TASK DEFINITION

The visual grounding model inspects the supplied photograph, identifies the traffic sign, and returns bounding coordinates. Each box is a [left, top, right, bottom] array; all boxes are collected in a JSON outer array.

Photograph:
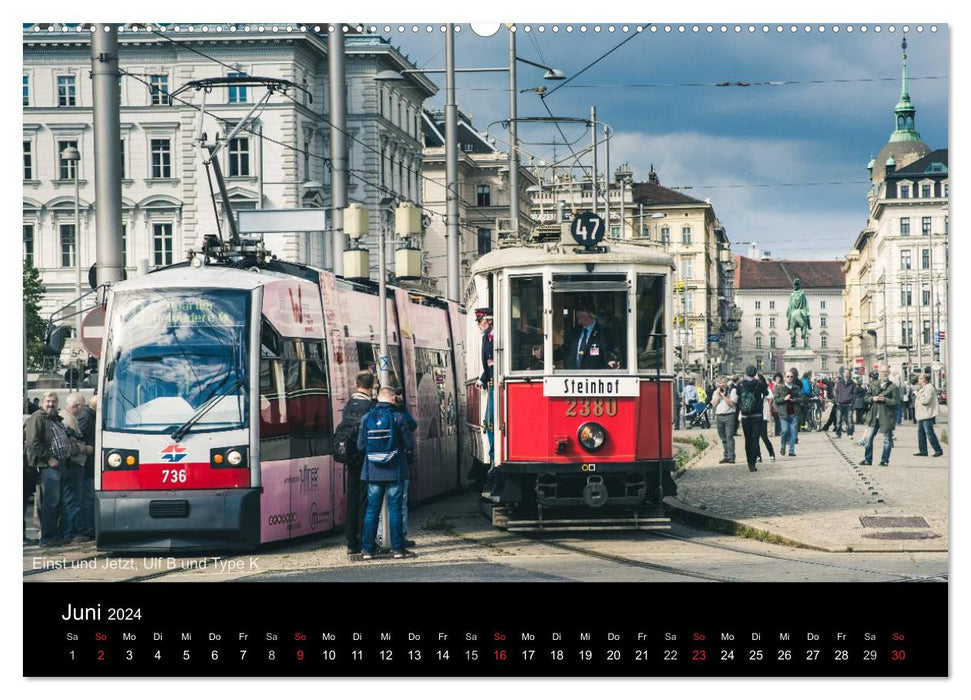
[[570, 211, 605, 248], [707, 333, 725, 343], [80, 305, 106, 357]]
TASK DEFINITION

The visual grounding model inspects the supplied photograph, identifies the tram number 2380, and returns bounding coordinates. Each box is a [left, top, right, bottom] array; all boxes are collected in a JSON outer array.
[[565, 399, 618, 418]]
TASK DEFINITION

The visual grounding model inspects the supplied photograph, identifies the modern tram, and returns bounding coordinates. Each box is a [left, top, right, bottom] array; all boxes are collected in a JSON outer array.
[[95, 257, 468, 551], [465, 223, 677, 529]]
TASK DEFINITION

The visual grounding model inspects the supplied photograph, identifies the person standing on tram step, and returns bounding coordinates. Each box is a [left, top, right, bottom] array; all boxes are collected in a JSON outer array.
[[711, 375, 738, 464], [737, 366, 767, 472], [358, 387, 416, 560], [333, 371, 376, 556], [472, 307, 495, 491], [555, 301, 621, 371], [913, 372, 944, 458]]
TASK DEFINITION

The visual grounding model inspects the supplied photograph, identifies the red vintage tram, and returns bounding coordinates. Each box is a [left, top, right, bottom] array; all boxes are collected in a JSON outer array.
[[466, 222, 677, 529]]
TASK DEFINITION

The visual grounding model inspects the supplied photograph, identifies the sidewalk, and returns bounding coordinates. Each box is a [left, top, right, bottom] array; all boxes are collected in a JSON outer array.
[[665, 418, 949, 553]]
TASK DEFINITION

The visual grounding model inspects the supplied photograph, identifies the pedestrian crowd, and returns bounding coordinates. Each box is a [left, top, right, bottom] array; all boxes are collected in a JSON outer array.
[[23, 391, 97, 547]]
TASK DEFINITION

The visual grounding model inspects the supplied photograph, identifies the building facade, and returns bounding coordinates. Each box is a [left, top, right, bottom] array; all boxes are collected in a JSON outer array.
[[23, 24, 435, 336], [841, 38, 948, 381], [735, 257, 846, 376], [526, 165, 739, 380]]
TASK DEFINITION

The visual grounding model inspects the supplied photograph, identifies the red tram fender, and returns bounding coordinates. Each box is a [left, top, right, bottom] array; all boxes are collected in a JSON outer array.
[[503, 380, 673, 463]]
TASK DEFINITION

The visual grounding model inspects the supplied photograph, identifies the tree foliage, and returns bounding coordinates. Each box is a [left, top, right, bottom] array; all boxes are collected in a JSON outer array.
[[23, 263, 46, 368]]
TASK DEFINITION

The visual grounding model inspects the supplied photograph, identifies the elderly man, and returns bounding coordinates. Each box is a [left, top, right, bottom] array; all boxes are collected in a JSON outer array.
[[913, 373, 944, 458], [861, 367, 900, 467], [711, 375, 738, 464], [76, 395, 98, 539], [59, 393, 94, 542], [556, 303, 620, 370], [24, 393, 77, 546]]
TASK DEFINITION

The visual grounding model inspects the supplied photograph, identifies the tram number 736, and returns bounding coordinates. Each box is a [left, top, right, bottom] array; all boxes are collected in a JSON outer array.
[[565, 399, 618, 418], [162, 469, 188, 484]]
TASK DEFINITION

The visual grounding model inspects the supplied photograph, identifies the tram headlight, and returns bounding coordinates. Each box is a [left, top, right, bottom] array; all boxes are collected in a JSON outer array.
[[577, 422, 606, 451], [106, 452, 123, 468], [226, 449, 243, 466]]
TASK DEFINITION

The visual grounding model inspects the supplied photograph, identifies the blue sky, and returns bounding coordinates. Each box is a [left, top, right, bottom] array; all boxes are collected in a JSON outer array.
[[389, 23, 948, 260]]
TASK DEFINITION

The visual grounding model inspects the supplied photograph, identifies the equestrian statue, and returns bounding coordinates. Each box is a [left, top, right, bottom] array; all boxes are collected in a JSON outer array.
[[786, 277, 811, 349]]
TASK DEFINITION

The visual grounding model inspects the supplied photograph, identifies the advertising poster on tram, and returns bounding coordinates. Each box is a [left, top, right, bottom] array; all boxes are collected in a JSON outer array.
[[20, 10, 954, 686]]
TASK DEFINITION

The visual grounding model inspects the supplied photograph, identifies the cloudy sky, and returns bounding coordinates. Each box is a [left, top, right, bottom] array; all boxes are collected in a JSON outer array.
[[388, 22, 948, 260]]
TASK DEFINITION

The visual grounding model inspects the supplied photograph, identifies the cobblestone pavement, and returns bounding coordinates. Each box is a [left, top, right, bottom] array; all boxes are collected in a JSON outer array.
[[666, 416, 949, 553]]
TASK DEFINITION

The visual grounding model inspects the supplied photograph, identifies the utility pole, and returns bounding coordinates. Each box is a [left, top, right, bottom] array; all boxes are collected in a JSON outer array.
[[329, 25, 347, 274], [91, 24, 124, 292], [590, 106, 598, 218], [444, 25, 460, 301], [508, 26, 519, 242]]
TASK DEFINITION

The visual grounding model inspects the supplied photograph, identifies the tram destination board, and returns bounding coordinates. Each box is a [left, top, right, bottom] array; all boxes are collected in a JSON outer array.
[[24, 583, 946, 677]]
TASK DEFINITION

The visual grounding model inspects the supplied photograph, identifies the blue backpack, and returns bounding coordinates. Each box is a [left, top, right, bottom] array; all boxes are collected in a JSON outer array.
[[361, 404, 399, 464]]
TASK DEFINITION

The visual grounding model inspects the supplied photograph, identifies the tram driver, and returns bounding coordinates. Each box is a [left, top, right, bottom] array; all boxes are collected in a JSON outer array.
[[554, 299, 621, 371]]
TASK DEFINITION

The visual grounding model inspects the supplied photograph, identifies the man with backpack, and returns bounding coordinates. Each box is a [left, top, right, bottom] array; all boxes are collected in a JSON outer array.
[[738, 366, 767, 472], [333, 371, 376, 556], [357, 386, 417, 560]]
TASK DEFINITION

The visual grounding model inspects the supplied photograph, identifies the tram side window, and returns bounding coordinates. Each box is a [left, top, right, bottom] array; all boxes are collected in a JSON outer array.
[[551, 275, 628, 371], [635, 274, 666, 371], [509, 275, 545, 372], [356, 341, 401, 390]]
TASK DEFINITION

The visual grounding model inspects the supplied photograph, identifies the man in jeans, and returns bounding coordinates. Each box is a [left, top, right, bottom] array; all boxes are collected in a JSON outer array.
[[711, 375, 738, 464], [833, 367, 856, 438], [773, 369, 802, 457], [862, 367, 900, 467], [737, 366, 767, 472], [357, 386, 416, 559], [337, 371, 376, 555], [913, 372, 944, 458]]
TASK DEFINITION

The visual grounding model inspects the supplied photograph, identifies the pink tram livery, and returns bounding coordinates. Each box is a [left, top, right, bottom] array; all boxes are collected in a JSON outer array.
[[465, 225, 677, 529], [95, 258, 468, 551]]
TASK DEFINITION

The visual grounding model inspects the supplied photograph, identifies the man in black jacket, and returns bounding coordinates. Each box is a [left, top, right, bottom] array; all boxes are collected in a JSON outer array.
[[832, 368, 856, 438], [738, 366, 767, 472], [337, 371, 376, 555], [556, 304, 620, 370]]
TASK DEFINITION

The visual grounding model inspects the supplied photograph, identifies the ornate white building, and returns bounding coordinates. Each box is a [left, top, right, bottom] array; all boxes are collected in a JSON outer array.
[[22, 23, 435, 332]]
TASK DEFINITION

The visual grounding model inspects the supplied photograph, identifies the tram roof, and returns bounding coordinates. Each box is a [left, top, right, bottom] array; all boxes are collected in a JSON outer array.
[[470, 241, 675, 276], [110, 264, 298, 293]]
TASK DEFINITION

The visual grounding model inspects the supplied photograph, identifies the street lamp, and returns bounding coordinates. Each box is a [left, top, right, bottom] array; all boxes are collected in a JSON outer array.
[[375, 25, 565, 301], [61, 145, 82, 324]]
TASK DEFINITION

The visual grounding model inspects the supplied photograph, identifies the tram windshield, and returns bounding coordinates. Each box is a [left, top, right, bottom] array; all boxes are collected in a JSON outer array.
[[102, 289, 250, 434], [551, 274, 628, 371]]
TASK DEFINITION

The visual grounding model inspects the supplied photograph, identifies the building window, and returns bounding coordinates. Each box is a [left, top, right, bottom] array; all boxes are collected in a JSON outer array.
[[755, 336, 762, 349], [476, 185, 491, 207], [23, 224, 34, 266], [681, 226, 691, 244], [900, 250, 911, 270], [820, 300, 826, 309], [769, 317, 776, 328], [900, 217, 910, 236], [769, 301, 775, 310], [150, 139, 172, 178], [922, 283, 931, 306], [23, 141, 32, 180], [921, 184, 931, 198], [610, 225, 621, 239], [821, 335, 828, 349], [681, 258, 692, 279], [900, 185, 910, 199], [901, 321, 913, 346], [149, 75, 170, 106], [477, 228, 492, 256], [23, 75, 29, 106], [684, 293, 693, 313], [153, 223, 174, 266], [119, 139, 126, 178], [660, 226, 670, 244], [121, 224, 127, 265], [228, 138, 250, 176], [57, 75, 76, 106], [754, 301, 761, 310], [921, 248, 930, 269], [58, 140, 79, 180], [921, 217, 931, 235], [755, 317, 761, 328], [769, 336, 776, 349], [901, 284, 912, 306], [923, 320, 931, 345], [820, 316, 827, 328], [821, 356, 828, 370], [60, 224, 76, 267], [303, 141, 311, 181], [227, 72, 248, 103]]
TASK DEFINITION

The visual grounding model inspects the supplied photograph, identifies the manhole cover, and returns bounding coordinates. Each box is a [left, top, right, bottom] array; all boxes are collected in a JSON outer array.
[[860, 516, 930, 528], [862, 531, 941, 540]]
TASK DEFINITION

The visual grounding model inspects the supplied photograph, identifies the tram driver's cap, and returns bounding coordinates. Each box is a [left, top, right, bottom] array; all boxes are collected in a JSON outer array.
[[475, 307, 493, 322]]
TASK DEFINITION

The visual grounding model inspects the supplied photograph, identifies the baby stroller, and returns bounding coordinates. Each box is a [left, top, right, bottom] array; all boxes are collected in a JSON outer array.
[[684, 400, 711, 429]]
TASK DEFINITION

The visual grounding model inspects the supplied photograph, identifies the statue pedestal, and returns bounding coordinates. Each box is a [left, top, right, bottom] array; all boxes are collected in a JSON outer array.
[[781, 348, 816, 374]]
